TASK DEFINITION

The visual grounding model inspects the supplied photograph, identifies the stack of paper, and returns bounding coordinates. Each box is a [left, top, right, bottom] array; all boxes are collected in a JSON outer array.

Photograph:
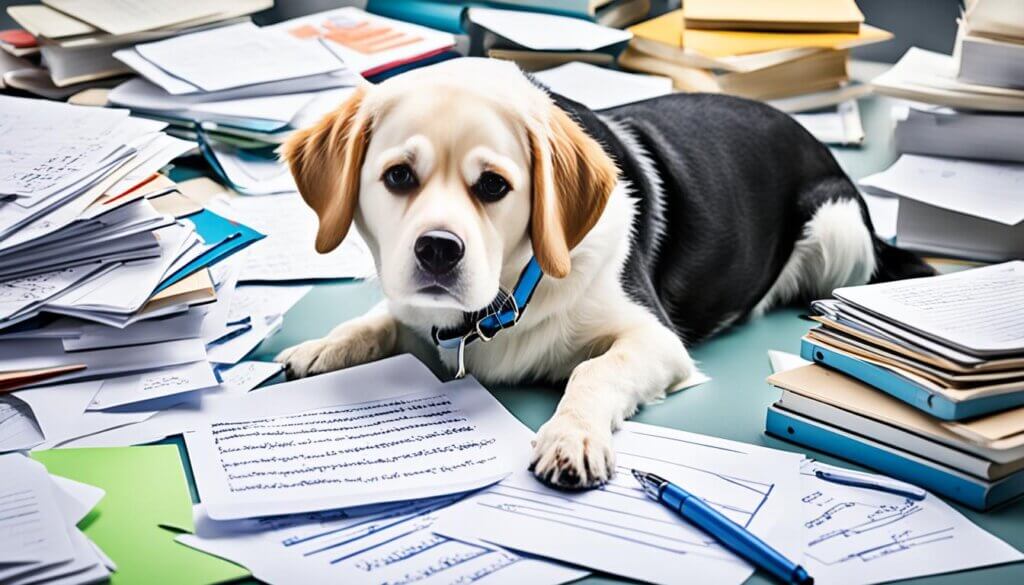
[[3, 0, 271, 97], [108, 7, 455, 183], [0, 453, 112, 584], [865, 41, 1024, 259], [769, 262, 1024, 509], [955, 0, 1024, 91], [618, 5, 890, 103]]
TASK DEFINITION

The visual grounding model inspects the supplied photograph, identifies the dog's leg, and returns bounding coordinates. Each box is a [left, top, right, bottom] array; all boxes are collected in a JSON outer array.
[[531, 321, 694, 489], [275, 303, 398, 379]]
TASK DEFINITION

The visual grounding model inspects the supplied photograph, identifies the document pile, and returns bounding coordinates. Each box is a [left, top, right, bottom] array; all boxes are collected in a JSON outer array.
[[618, 2, 888, 103], [862, 4, 1024, 261], [768, 262, 1024, 509], [366, 0, 653, 33], [2, 0, 271, 98], [107, 7, 455, 195], [0, 453, 112, 585]]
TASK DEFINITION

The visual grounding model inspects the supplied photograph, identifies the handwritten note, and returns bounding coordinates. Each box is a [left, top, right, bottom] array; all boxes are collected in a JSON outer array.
[[185, 355, 525, 520], [88, 360, 219, 410], [179, 495, 586, 585], [800, 461, 1023, 584], [0, 95, 128, 200]]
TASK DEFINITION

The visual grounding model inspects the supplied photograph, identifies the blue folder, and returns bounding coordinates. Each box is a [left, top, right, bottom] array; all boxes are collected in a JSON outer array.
[[766, 406, 1024, 511], [155, 209, 264, 292], [800, 337, 1024, 421]]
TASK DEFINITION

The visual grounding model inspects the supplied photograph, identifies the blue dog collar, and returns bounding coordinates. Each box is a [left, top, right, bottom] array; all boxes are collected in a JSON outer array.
[[431, 257, 544, 378]]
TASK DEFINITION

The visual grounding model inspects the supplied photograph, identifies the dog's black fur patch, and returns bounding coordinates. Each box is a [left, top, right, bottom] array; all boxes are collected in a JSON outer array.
[[549, 92, 933, 343]]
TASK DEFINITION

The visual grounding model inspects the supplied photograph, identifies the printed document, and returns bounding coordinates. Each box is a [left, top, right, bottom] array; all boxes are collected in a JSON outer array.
[[185, 355, 526, 520]]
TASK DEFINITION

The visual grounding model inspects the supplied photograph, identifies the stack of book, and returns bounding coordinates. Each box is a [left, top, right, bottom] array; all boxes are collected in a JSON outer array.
[[618, 0, 891, 103], [766, 262, 1024, 510], [862, 1, 1024, 261], [366, 0, 653, 33], [3, 0, 272, 98]]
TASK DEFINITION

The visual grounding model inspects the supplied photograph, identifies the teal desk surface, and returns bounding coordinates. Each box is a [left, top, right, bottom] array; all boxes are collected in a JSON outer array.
[[162, 91, 1024, 584]]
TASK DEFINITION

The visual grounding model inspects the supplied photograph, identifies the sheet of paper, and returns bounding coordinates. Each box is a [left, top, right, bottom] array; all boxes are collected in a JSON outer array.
[[859, 154, 1024, 225], [0, 96, 129, 201], [88, 360, 218, 411], [800, 460, 1023, 584], [834, 261, 1024, 354], [0, 453, 74, 565], [0, 396, 45, 452], [179, 495, 587, 585], [12, 381, 163, 450], [42, 0, 220, 35], [861, 193, 898, 241], [533, 62, 672, 110], [32, 445, 251, 585], [270, 7, 455, 76], [216, 360, 281, 393], [467, 7, 631, 51], [131, 22, 345, 94], [0, 263, 111, 324], [206, 283, 311, 364], [208, 144, 297, 195], [185, 354, 526, 520], [768, 350, 812, 374], [209, 195, 375, 281], [792, 100, 864, 145], [433, 421, 803, 585]]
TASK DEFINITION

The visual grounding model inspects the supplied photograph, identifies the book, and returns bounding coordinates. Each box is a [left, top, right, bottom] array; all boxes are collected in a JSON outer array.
[[682, 0, 864, 34], [766, 405, 1024, 510], [894, 105, 1024, 164], [769, 364, 1024, 467], [620, 46, 848, 99], [963, 0, 1024, 42], [627, 9, 890, 73]]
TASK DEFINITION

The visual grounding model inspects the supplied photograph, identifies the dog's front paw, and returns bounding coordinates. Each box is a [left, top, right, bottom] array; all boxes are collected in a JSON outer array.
[[275, 317, 396, 379], [530, 415, 614, 490]]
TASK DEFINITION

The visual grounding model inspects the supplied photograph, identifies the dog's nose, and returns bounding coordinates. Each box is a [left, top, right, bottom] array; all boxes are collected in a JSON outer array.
[[415, 230, 464, 275]]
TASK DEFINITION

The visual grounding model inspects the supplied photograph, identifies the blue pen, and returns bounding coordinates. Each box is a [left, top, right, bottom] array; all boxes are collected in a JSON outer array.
[[814, 469, 927, 501], [632, 469, 813, 585]]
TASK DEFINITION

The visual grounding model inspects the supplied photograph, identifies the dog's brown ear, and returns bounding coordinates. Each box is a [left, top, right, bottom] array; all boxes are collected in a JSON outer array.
[[528, 104, 617, 278], [280, 87, 370, 253]]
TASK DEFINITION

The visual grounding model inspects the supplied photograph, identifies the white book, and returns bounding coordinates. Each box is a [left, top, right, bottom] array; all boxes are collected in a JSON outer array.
[[956, 22, 1024, 90]]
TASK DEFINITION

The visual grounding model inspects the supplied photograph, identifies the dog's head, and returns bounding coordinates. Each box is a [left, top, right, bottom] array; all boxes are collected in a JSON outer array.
[[281, 58, 617, 324]]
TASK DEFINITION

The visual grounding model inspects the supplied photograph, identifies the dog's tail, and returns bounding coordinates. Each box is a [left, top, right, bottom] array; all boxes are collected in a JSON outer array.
[[871, 237, 935, 283]]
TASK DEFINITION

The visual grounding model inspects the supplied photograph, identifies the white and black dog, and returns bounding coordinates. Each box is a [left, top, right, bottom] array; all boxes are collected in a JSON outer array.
[[275, 58, 931, 490]]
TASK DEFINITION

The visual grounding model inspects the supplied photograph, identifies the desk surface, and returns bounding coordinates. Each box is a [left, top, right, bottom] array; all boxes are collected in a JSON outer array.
[[167, 92, 1024, 585]]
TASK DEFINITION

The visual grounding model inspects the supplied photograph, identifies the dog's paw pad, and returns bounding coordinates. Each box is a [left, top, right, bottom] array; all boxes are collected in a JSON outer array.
[[530, 416, 614, 490]]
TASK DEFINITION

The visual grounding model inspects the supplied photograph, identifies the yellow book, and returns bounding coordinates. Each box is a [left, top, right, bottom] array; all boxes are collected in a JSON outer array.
[[630, 9, 891, 60], [683, 0, 864, 34]]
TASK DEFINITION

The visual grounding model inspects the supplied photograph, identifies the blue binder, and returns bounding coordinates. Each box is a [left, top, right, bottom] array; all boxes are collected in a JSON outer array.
[[800, 337, 1024, 421], [765, 406, 1024, 511]]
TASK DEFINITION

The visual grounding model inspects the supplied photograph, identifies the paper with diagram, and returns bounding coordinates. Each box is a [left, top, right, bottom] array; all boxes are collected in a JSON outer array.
[[800, 460, 1023, 584], [433, 421, 803, 585], [185, 354, 526, 520]]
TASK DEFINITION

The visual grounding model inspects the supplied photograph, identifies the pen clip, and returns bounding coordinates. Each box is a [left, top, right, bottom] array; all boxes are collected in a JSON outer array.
[[815, 470, 927, 501]]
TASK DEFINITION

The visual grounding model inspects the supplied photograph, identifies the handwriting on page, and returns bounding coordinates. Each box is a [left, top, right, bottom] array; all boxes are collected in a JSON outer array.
[[211, 393, 498, 493], [885, 276, 1024, 343]]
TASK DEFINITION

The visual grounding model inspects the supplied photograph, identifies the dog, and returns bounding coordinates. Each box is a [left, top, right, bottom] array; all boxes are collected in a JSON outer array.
[[275, 57, 931, 490]]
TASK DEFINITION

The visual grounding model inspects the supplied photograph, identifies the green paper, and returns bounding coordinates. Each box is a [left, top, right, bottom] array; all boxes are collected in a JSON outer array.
[[32, 445, 250, 585]]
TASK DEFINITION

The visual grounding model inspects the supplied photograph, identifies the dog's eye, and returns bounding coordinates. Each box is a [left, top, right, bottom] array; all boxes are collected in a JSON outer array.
[[472, 171, 511, 203], [382, 164, 418, 193]]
